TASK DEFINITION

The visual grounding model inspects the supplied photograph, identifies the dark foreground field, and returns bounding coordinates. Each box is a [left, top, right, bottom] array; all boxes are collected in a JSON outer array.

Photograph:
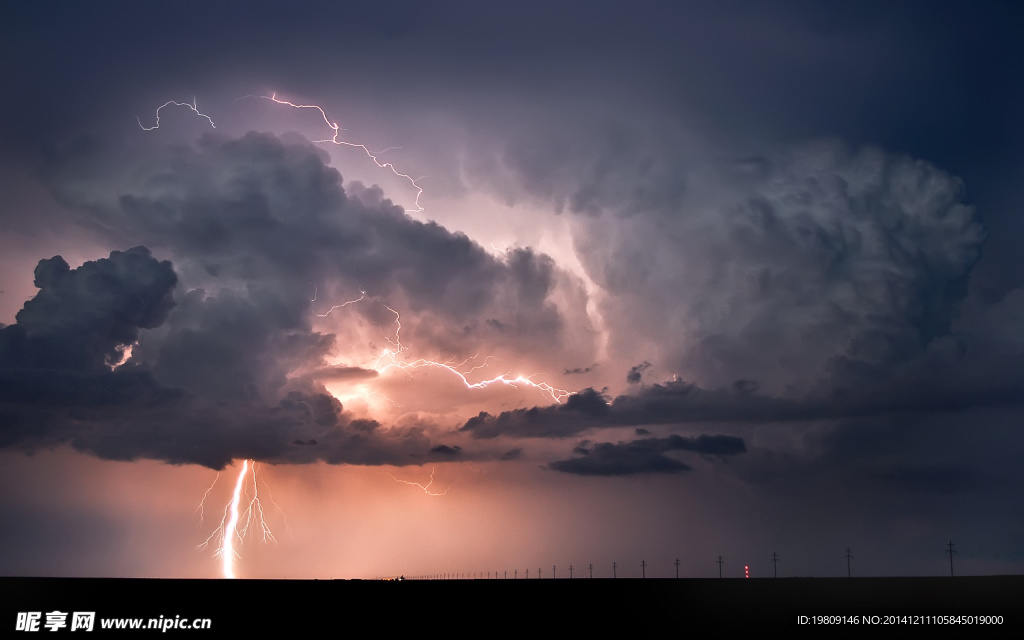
[[4, 575, 1019, 633]]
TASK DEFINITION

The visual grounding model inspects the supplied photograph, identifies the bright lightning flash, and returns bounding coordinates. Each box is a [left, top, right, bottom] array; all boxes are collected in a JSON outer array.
[[197, 459, 280, 579], [316, 289, 572, 404]]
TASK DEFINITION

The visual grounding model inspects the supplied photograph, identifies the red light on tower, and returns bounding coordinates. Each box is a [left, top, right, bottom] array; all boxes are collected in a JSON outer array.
[[744, 564, 749, 579]]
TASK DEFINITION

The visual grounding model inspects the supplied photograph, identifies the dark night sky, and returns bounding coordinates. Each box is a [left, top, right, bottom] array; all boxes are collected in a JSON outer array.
[[1, 1, 1022, 579]]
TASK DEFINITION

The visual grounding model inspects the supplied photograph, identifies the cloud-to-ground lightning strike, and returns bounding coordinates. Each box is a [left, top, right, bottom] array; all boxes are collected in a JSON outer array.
[[240, 93, 425, 213], [197, 460, 280, 579], [220, 460, 247, 580], [139, 93, 570, 578], [137, 98, 216, 131]]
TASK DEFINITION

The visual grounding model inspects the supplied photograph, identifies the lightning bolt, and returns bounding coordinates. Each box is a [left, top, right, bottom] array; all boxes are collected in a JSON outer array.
[[379, 355, 572, 404], [220, 460, 247, 580], [388, 465, 451, 496], [197, 459, 281, 579], [137, 98, 216, 131], [238, 93, 425, 213], [195, 472, 220, 527], [313, 287, 368, 318], [316, 289, 571, 403], [258, 470, 295, 542]]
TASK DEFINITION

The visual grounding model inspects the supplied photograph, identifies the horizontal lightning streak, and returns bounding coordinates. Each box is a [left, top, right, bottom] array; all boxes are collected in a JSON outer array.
[[377, 354, 572, 404], [316, 288, 572, 404]]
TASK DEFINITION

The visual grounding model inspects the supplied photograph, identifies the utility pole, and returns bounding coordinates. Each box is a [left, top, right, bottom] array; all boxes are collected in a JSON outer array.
[[515, 569, 518, 579], [569, 564, 574, 579], [674, 557, 680, 579], [553, 565, 556, 579], [946, 541, 957, 577], [525, 568, 529, 579], [771, 552, 779, 578], [538, 567, 541, 579], [641, 560, 646, 578], [717, 555, 724, 579], [504, 570, 507, 579], [589, 563, 593, 579], [844, 547, 853, 578], [613, 562, 617, 579]]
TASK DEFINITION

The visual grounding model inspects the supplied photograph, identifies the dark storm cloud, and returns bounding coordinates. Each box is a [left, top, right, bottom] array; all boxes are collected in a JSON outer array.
[[548, 434, 745, 476], [303, 365, 378, 382], [0, 247, 176, 373], [428, 444, 462, 458], [143, 285, 335, 404], [461, 388, 611, 439], [507, 133, 988, 396], [46, 131, 588, 364], [463, 381, 811, 439], [0, 131, 599, 468], [0, 250, 446, 468]]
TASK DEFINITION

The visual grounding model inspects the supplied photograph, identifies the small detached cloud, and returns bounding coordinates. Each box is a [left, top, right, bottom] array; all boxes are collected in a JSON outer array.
[[428, 444, 463, 458], [563, 364, 597, 375], [626, 361, 651, 384], [548, 434, 745, 476]]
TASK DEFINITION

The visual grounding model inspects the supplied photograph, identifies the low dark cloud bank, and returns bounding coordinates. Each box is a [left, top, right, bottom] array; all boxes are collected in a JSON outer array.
[[463, 354, 1024, 440]]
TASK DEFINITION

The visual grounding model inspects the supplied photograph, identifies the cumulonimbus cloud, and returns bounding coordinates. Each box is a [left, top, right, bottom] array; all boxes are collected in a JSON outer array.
[[1, 131, 602, 469]]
